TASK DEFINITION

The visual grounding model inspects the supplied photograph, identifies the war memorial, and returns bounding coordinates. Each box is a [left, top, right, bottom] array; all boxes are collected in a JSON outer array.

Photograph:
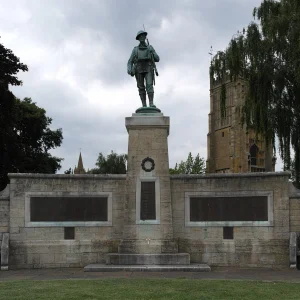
[[0, 30, 300, 271]]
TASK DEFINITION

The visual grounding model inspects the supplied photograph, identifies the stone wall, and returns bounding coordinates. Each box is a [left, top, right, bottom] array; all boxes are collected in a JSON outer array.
[[8, 174, 126, 269], [171, 172, 291, 268], [6, 171, 294, 269], [289, 183, 300, 233], [0, 185, 10, 242]]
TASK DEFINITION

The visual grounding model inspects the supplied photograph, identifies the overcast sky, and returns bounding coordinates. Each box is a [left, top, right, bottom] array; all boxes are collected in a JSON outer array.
[[0, 0, 283, 173]]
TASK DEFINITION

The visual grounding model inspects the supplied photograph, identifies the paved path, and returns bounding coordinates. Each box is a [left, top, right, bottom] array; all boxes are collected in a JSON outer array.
[[0, 267, 300, 282]]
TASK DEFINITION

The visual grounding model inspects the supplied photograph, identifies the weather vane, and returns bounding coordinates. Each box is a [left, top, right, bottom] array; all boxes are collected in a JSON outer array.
[[209, 46, 213, 61]]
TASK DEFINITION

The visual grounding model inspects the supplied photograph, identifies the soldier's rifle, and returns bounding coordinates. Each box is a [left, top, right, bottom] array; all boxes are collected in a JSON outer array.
[[143, 25, 159, 80]]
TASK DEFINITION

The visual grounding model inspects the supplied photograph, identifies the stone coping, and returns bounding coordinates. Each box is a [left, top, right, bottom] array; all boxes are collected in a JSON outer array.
[[125, 114, 170, 135], [8, 173, 127, 180], [7, 172, 291, 180], [170, 171, 291, 180]]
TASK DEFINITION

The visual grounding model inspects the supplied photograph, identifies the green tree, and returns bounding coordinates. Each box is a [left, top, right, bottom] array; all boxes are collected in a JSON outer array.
[[88, 151, 127, 174], [0, 36, 28, 86], [64, 168, 73, 174], [210, 0, 300, 186], [0, 87, 15, 190], [7, 97, 63, 174], [1, 97, 63, 188], [1, 37, 28, 190], [0, 38, 63, 191], [169, 153, 206, 174]]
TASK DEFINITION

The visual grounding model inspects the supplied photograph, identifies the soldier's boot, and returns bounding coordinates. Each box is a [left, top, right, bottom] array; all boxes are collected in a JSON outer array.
[[148, 92, 156, 107], [139, 92, 147, 107]]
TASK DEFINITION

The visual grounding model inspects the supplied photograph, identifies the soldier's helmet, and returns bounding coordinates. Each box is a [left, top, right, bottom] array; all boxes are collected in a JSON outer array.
[[136, 30, 147, 40]]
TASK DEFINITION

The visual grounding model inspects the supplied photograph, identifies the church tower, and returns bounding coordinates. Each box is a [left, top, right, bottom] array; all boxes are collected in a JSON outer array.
[[206, 78, 276, 173], [74, 152, 86, 174]]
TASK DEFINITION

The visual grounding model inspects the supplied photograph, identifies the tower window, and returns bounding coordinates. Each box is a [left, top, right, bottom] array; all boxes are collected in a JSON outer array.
[[250, 144, 259, 165], [222, 132, 224, 137]]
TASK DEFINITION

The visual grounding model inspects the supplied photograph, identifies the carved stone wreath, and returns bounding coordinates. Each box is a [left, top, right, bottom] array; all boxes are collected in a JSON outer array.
[[141, 157, 155, 172]]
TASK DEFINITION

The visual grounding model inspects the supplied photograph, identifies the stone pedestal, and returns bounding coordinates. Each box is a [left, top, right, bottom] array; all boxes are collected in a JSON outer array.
[[84, 112, 211, 271], [120, 113, 175, 254]]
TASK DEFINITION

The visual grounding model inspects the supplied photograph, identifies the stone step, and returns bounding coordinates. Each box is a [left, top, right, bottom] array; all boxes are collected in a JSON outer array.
[[84, 264, 211, 272], [118, 239, 178, 254], [106, 253, 190, 265]]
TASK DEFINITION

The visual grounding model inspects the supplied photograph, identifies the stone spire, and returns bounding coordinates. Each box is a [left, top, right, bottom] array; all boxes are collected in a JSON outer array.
[[74, 152, 86, 174]]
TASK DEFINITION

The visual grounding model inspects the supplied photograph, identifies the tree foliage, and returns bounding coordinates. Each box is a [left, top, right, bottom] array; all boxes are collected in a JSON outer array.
[[0, 37, 28, 86], [169, 153, 206, 174], [88, 151, 127, 174], [210, 0, 300, 185], [64, 168, 73, 174], [7, 98, 63, 172], [1, 38, 27, 190], [0, 97, 63, 190], [0, 39, 63, 191]]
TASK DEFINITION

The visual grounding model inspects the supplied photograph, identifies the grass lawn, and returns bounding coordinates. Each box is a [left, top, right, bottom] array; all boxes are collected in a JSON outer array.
[[0, 278, 299, 300]]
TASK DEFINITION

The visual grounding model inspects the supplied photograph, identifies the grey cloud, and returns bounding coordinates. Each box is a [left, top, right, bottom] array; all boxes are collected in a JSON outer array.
[[12, 77, 128, 172], [9, 0, 262, 86]]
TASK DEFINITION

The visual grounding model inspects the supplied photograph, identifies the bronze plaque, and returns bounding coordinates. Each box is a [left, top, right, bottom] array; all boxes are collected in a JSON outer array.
[[30, 196, 108, 222], [140, 181, 156, 220], [190, 196, 268, 222]]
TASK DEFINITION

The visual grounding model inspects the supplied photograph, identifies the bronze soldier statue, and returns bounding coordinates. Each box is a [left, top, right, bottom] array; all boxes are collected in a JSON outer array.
[[127, 30, 160, 108]]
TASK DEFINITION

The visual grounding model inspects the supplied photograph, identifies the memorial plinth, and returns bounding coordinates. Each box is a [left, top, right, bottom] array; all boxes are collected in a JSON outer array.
[[84, 112, 211, 271], [119, 112, 176, 254]]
